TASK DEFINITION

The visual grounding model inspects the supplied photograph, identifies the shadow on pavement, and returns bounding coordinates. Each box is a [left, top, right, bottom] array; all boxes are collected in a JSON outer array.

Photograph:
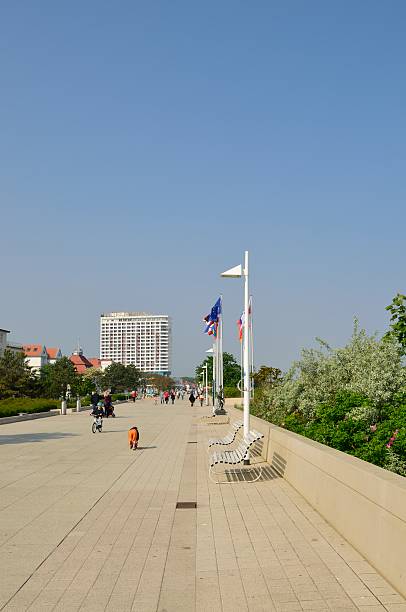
[[0, 432, 78, 445], [224, 464, 282, 482], [135, 446, 157, 450]]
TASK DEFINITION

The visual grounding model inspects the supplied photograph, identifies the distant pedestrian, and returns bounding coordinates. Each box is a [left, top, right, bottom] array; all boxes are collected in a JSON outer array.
[[189, 392, 196, 407], [164, 390, 170, 404], [199, 395, 204, 407], [170, 391, 176, 404], [131, 390, 137, 402], [160, 391, 164, 404]]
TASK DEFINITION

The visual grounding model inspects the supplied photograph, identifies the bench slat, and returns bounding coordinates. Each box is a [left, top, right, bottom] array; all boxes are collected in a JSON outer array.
[[208, 420, 244, 447], [209, 430, 264, 467]]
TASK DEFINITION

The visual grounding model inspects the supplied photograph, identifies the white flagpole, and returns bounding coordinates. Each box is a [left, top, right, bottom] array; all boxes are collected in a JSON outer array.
[[204, 364, 208, 406], [240, 326, 243, 403], [243, 251, 250, 459], [212, 340, 216, 413], [220, 255, 250, 458], [250, 295, 254, 399], [219, 296, 223, 400]]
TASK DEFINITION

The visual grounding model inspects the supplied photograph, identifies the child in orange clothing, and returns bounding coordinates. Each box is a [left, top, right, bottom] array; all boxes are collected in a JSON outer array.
[[128, 426, 140, 450]]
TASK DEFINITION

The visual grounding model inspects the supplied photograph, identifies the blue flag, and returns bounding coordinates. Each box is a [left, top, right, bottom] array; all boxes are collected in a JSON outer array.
[[209, 297, 222, 322], [203, 297, 222, 335]]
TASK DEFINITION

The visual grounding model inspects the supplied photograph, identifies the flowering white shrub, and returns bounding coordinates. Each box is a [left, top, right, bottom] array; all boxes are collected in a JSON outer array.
[[384, 448, 406, 477], [346, 405, 379, 424], [264, 320, 406, 421]]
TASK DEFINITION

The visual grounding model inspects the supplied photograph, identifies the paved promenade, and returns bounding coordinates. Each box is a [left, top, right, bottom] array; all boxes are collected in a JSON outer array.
[[0, 399, 405, 612]]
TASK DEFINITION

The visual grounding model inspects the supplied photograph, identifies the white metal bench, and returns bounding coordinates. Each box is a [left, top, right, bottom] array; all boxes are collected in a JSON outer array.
[[208, 420, 243, 448], [209, 430, 264, 483]]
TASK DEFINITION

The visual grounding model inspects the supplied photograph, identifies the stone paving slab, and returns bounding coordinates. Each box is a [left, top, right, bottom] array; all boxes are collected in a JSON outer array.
[[0, 400, 404, 611]]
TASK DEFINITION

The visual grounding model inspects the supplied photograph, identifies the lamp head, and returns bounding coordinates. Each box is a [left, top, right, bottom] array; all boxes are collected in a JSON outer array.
[[221, 264, 242, 278]]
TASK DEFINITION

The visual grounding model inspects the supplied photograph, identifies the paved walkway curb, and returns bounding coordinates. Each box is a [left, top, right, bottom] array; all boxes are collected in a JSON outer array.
[[0, 410, 60, 426]]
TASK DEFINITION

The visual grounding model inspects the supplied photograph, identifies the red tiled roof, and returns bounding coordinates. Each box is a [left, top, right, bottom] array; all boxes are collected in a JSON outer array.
[[46, 347, 60, 359], [70, 354, 93, 373], [88, 358, 101, 368], [23, 344, 45, 357]]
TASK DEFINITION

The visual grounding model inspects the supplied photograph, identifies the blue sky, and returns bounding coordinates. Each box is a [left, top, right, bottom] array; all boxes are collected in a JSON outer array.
[[1, 1, 405, 375]]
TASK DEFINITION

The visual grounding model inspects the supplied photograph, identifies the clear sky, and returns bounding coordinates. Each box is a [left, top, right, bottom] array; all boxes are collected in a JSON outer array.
[[1, 1, 405, 375]]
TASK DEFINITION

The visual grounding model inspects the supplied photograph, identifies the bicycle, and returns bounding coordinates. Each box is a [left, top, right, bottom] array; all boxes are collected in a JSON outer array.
[[91, 410, 103, 433]]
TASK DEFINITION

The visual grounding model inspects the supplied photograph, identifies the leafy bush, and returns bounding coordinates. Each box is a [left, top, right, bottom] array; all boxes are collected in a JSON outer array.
[[259, 391, 406, 476], [0, 398, 58, 418], [223, 387, 240, 398], [250, 321, 406, 476], [112, 393, 126, 401], [252, 321, 405, 424]]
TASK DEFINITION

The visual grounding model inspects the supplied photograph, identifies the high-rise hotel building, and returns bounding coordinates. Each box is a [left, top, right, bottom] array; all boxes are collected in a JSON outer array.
[[100, 312, 171, 375]]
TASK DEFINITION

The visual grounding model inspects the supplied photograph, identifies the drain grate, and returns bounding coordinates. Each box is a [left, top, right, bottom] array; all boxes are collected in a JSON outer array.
[[176, 501, 197, 509]]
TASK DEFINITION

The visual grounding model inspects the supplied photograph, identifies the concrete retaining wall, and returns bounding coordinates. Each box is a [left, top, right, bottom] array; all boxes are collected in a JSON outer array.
[[228, 406, 406, 598]]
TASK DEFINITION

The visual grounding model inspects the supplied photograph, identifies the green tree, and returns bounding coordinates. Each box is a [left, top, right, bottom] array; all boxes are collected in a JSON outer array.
[[81, 367, 105, 392], [195, 352, 241, 387], [252, 366, 282, 388], [0, 349, 32, 398], [223, 352, 241, 387], [126, 365, 141, 390], [385, 293, 406, 355], [103, 362, 128, 392], [146, 373, 176, 391], [41, 357, 79, 398], [103, 363, 141, 392]]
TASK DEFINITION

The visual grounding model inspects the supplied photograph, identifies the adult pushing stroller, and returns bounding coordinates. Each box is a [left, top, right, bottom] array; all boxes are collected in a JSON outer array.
[[104, 394, 115, 418]]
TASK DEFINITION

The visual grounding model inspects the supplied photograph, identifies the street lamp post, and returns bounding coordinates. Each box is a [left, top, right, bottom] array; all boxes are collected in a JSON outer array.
[[221, 250, 251, 463], [206, 347, 215, 411], [203, 363, 208, 406]]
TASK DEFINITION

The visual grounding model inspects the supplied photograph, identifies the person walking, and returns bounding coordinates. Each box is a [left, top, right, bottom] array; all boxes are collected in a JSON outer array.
[[160, 391, 164, 404], [164, 390, 170, 404], [104, 391, 114, 417], [189, 392, 196, 407], [91, 390, 100, 411], [199, 394, 204, 407], [131, 389, 137, 402], [170, 390, 176, 405]]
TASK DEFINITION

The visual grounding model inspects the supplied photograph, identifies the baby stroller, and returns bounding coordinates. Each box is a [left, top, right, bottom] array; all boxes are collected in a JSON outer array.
[[104, 401, 115, 418]]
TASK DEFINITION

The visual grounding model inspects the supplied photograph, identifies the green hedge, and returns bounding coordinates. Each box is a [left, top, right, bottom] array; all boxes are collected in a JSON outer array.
[[0, 393, 129, 419], [223, 387, 240, 398], [0, 398, 58, 418]]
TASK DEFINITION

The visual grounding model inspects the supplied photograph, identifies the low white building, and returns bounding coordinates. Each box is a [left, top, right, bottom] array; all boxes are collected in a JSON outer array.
[[23, 344, 49, 372], [46, 347, 62, 364]]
